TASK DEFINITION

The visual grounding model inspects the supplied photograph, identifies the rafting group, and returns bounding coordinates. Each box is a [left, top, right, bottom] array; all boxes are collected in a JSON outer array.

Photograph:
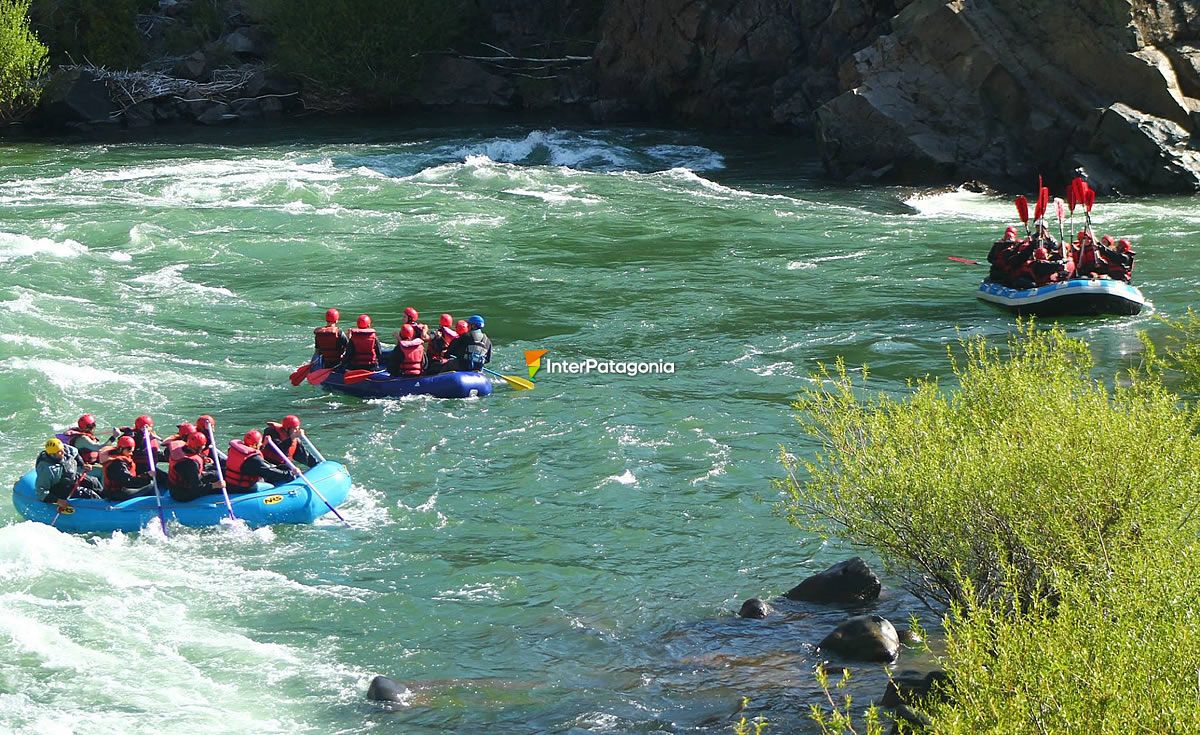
[[984, 177, 1136, 289], [30, 413, 317, 509]]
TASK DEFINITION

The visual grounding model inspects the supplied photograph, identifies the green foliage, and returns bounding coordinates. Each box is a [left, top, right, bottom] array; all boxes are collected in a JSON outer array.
[[29, 0, 152, 68], [1155, 307, 1200, 394], [160, 0, 224, 56], [779, 321, 1200, 610], [251, 0, 468, 107], [0, 0, 48, 120], [927, 538, 1200, 733], [810, 666, 884, 735]]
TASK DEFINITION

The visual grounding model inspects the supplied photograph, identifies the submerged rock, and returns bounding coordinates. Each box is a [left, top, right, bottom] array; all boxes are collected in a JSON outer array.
[[881, 668, 948, 707], [737, 598, 770, 619], [818, 614, 900, 663], [785, 557, 881, 604], [367, 675, 410, 704]]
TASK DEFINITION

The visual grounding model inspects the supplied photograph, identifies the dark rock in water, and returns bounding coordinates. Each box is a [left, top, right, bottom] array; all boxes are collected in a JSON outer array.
[[889, 704, 933, 735], [881, 669, 948, 708], [818, 614, 900, 663], [786, 557, 881, 604], [38, 69, 117, 127], [737, 598, 770, 619], [367, 675, 410, 704]]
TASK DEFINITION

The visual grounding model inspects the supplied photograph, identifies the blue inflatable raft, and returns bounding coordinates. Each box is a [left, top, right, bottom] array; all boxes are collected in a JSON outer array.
[[321, 369, 492, 399], [11, 461, 352, 533], [977, 278, 1145, 316]]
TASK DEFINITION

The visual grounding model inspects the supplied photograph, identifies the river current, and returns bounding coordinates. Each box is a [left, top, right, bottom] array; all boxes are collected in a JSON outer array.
[[0, 121, 1193, 734]]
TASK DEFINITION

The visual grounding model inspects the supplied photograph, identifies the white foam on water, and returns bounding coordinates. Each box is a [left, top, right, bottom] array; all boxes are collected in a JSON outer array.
[[502, 187, 602, 205], [2, 358, 140, 389], [903, 187, 1014, 220], [607, 469, 638, 486], [0, 231, 88, 262], [132, 264, 236, 298], [644, 144, 726, 171], [0, 522, 360, 735]]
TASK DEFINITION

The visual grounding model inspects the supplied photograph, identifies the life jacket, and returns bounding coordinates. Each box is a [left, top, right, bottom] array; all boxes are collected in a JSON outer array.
[[460, 330, 489, 371], [428, 327, 455, 363], [1077, 242, 1105, 275], [314, 325, 344, 364], [264, 422, 298, 463], [348, 328, 379, 368], [65, 428, 100, 464], [395, 338, 425, 376], [168, 450, 204, 489], [119, 429, 160, 476], [102, 454, 136, 492], [225, 440, 263, 491]]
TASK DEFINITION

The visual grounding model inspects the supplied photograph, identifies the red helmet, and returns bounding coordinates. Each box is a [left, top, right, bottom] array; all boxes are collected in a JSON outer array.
[[456, 320, 469, 335], [186, 432, 208, 450], [357, 314, 372, 329], [243, 429, 263, 447], [196, 415, 215, 431], [117, 435, 136, 450], [440, 313, 453, 328], [177, 422, 196, 437], [135, 415, 153, 430], [1101, 234, 1115, 245], [404, 307, 419, 322], [281, 414, 301, 430], [1034, 246, 1049, 260], [1118, 238, 1133, 252], [400, 324, 415, 339], [1003, 226, 1017, 238], [78, 414, 96, 430], [325, 308, 340, 324]]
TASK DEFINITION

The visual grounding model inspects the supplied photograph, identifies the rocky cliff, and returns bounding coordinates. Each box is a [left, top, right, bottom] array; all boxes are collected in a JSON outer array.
[[589, 0, 1200, 192], [25, 0, 1200, 193]]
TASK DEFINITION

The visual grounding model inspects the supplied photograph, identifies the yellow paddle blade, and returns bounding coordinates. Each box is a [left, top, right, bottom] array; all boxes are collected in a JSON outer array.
[[499, 374, 535, 390]]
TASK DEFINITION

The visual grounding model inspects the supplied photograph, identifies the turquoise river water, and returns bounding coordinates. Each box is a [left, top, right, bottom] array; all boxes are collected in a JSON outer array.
[[0, 121, 1195, 734]]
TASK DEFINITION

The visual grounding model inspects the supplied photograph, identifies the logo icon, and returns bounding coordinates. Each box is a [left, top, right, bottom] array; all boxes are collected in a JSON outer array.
[[525, 349, 549, 380]]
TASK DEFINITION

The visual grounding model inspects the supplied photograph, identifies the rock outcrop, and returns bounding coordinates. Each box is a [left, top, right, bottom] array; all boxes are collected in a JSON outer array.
[[590, 0, 1200, 192], [817, 614, 901, 663], [785, 557, 882, 604]]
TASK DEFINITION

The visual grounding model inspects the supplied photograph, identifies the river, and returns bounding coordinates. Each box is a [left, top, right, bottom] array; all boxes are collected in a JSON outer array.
[[0, 120, 1193, 734]]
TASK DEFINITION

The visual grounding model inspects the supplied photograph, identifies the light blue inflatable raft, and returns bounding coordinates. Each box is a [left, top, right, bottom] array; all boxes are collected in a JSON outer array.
[[11, 461, 352, 533]]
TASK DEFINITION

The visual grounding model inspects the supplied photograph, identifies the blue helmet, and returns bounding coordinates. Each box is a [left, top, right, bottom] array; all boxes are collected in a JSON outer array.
[[467, 315, 485, 329]]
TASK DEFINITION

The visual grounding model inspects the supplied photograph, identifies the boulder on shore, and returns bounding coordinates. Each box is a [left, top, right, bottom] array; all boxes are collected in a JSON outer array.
[[818, 614, 900, 663], [37, 69, 118, 127], [785, 557, 881, 604]]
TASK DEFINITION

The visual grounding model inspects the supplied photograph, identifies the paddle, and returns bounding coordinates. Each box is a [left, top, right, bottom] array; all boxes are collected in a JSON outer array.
[[481, 367, 535, 390], [289, 363, 312, 386], [142, 428, 169, 537], [205, 427, 236, 522], [1054, 198, 1066, 251], [948, 256, 984, 266], [306, 368, 334, 385], [1015, 195, 1030, 234], [343, 369, 385, 385], [1033, 176, 1047, 224], [50, 470, 90, 528], [265, 437, 351, 528]]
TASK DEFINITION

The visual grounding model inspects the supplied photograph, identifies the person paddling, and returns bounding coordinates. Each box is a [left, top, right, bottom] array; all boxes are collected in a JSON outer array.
[[389, 323, 428, 376], [119, 415, 166, 483], [36, 438, 101, 506], [64, 414, 106, 466], [225, 430, 293, 494], [101, 436, 157, 501], [987, 226, 1019, 283], [168, 433, 225, 502], [263, 415, 316, 469], [345, 314, 383, 371], [443, 315, 492, 372], [402, 306, 430, 342], [313, 308, 348, 369], [427, 313, 457, 371], [1031, 246, 1069, 286]]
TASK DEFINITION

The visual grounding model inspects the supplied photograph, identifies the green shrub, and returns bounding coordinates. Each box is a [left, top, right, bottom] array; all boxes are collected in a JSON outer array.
[[779, 322, 1200, 610], [29, 0, 152, 68], [251, 0, 468, 107], [1155, 307, 1200, 394], [0, 0, 48, 121]]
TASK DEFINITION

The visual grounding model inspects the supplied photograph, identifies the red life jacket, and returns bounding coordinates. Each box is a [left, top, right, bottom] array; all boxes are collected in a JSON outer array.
[[395, 338, 425, 376], [348, 328, 379, 368], [314, 325, 344, 363], [65, 428, 99, 464], [1077, 242, 1103, 274], [264, 423, 298, 463], [168, 450, 203, 488], [120, 428, 160, 475], [225, 440, 263, 491], [102, 454, 136, 492]]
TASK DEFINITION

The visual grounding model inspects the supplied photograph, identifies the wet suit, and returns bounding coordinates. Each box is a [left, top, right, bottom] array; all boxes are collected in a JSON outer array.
[[442, 329, 492, 372], [169, 449, 223, 502], [101, 454, 156, 502]]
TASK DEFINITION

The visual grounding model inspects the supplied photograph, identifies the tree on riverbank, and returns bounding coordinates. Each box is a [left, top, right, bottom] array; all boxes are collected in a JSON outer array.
[[783, 323, 1200, 732], [0, 0, 48, 121]]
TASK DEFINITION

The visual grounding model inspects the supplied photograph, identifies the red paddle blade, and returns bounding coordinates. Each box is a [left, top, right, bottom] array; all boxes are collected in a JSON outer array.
[[948, 256, 981, 265], [1038, 186, 1049, 220], [289, 363, 312, 386], [342, 369, 380, 385], [306, 368, 334, 385], [1015, 195, 1029, 223], [1055, 198, 1065, 221], [1085, 188, 1096, 212], [1067, 184, 1077, 212]]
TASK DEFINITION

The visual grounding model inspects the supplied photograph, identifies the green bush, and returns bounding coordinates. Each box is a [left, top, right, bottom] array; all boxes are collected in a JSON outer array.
[[0, 0, 48, 121], [29, 0, 152, 68], [1155, 307, 1200, 394], [779, 322, 1200, 610], [252, 0, 468, 107]]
